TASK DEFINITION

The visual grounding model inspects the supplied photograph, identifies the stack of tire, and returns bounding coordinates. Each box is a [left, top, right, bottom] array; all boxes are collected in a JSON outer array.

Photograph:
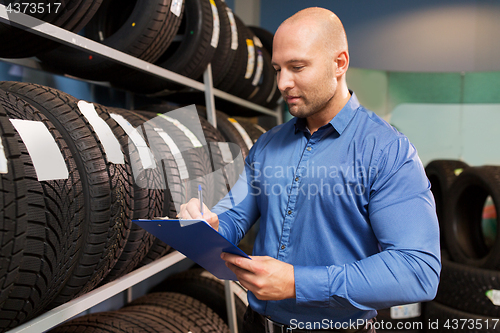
[[0, 81, 268, 332], [0, 0, 104, 58], [48, 267, 248, 332], [423, 160, 500, 332], [49, 292, 230, 333], [152, 267, 249, 333], [2, 0, 280, 114]]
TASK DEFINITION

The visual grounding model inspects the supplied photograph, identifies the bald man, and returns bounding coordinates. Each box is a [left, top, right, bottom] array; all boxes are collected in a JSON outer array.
[[180, 7, 440, 333]]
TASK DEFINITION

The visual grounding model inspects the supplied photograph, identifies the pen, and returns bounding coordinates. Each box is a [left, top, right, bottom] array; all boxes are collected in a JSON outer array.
[[198, 184, 203, 216]]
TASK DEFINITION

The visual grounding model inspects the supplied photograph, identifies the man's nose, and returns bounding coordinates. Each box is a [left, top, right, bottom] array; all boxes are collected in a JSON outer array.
[[277, 70, 294, 92]]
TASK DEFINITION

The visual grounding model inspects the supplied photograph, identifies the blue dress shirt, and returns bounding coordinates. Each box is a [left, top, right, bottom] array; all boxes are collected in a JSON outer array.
[[212, 92, 441, 325]]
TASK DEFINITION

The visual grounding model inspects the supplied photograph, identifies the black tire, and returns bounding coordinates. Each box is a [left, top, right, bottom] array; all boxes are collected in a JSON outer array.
[[91, 106, 158, 285], [225, 17, 260, 100], [132, 109, 214, 207], [443, 166, 500, 269], [137, 238, 171, 267], [107, 108, 181, 266], [150, 268, 247, 332], [112, 0, 217, 94], [0, 82, 133, 306], [376, 305, 424, 332], [196, 114, 234, 200], [117, 109, 184, 211], [214, 111, 253, 159], [37, 0, 184, 81], [0, 101, 27, 309], [249, 26, 282, 110], [210, 0, 235, 87], [138, 104, 231, 206], [0, 0, 103, 58], [108, 108, 168, 267], [233, 117, 266, 144], [48, 310, 172, 332], [425, 159, 469, 251], [106, 107, 165, 217], [107, 108, 178, 215], [246, 46, 276, 107], [123, 292, 230, 333], [425, 160, 469, 222], [121, 304, 211, 332], [248, 26, 274, 55], [216, 15, 250, 94], [435, 259, 500, 317], [0, 88, 85, 329], [423, 301, 499, 333], [100, 223, 155, 283], [198, 109, 248, 189]]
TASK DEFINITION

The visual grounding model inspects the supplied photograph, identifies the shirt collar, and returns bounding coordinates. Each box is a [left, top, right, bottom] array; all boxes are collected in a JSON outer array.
[[294, 90, 360, 135]]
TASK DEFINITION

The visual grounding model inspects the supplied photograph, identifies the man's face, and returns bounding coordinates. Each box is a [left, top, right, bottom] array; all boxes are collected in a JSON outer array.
[[272, 23, 338, 119]]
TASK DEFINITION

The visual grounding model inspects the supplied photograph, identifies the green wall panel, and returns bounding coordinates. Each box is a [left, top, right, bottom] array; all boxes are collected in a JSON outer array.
[[346, 68, 389, 117], [388, 72, 462, 108], [463, 72, 500, 103]]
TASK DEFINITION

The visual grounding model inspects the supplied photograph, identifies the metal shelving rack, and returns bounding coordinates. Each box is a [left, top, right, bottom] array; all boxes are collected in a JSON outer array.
[[0, 4, 282, 333]]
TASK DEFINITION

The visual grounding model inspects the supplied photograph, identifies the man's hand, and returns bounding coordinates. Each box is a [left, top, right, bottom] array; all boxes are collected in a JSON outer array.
[[178, 198, 219, 231], [221, 253, 296, 301]]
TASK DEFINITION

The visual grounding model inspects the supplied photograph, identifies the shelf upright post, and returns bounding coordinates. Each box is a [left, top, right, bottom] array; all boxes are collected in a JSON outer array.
[[203, 63, 217, 129], [225, 280, 239, 333], [203, 63, 237, 333], [125, 91, 134, 110]]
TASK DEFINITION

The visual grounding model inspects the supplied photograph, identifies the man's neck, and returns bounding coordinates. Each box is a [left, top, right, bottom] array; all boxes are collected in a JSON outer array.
[[306, 86, 351, 135]]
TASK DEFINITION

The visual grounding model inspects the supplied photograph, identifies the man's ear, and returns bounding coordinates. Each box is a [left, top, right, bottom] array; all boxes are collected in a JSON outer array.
[[335, 50, 349, 78]]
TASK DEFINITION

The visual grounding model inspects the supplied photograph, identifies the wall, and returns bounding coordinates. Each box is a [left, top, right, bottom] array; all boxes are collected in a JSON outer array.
[[260, 0, 500, 167], [260, 0, 500, 72], [345, 69, 500, 167]]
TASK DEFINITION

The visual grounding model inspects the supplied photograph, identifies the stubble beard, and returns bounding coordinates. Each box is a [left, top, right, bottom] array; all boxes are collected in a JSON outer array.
[[287, 93, 335, 119]]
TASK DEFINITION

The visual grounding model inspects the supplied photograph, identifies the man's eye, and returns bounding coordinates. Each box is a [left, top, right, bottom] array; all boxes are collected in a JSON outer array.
[[293, 66, 304, 71]]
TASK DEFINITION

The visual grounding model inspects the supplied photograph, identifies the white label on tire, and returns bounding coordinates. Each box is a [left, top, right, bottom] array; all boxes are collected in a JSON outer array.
[[390, 303, 421, 319], [10, 119, 69, 181], [170, 0, 183, 17], [153, 127, 189, 180], [253, 36, 263, 48], [78, 101, 125, 165], [226, 8, 238, 50], [0, 137, 8, 174], [200, 270, 217, 280], [252, 50, 264, 86], [158, 114, 203, 148], [228, 118, 253, 151], [218, 142, 233, 163], [266, 76, 278, 104], [486, 289, 500, 306], [110, 113, 156, 169], [209, 0, 220, 49], [253, 123, 266, 134], [245, 39, 255, 79]]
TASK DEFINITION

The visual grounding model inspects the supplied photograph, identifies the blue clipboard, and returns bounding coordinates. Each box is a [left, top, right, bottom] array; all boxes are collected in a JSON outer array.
[[132, 219, 250, 280]]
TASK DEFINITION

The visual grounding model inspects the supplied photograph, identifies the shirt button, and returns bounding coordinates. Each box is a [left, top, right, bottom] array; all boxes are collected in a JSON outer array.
[[288, 210, 292, 215], [281, 245, 286, 250], [307, 147, 312, 151], [295, 177, 299, 182]]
